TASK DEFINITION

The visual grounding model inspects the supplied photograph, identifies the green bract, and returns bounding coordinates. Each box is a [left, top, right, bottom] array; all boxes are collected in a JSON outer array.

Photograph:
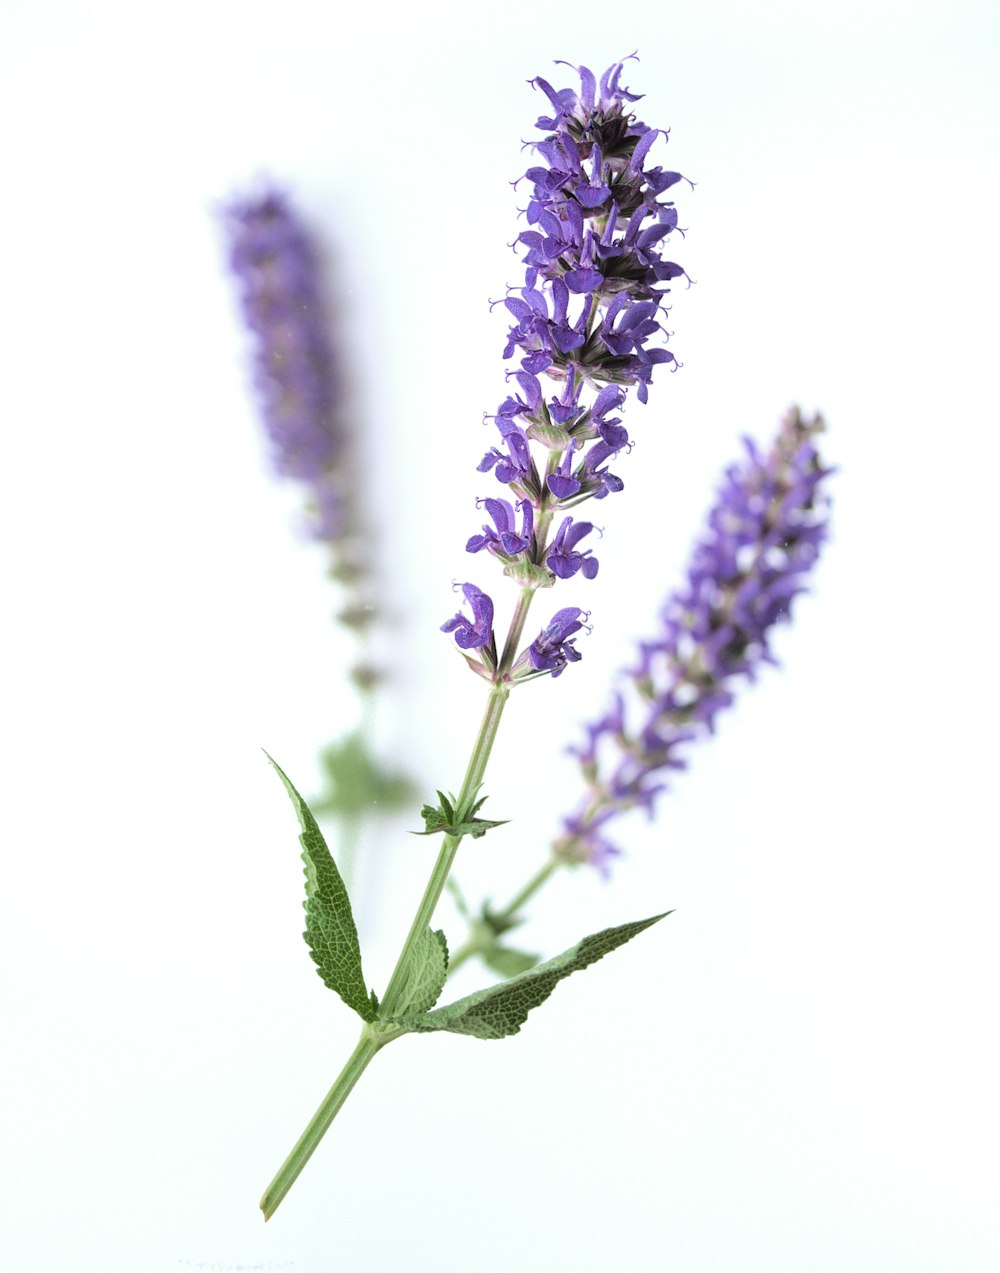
[[416, 788, 508, 840]]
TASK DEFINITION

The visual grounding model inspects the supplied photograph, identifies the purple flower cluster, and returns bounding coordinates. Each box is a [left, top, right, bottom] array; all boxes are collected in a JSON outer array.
[[558, 409, 832, 872], [223, 189, 344, 542], [444, 57, 689, 680]]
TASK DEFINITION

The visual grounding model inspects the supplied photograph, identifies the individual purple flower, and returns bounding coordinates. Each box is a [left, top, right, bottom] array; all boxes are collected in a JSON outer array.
[[558, 408, 832, 868], [466, 498, 534, 560], [512, 607, 590, 680], [547, 446, 583, 501], [441, 583, 497, 653], [546, 517, 600, 580]]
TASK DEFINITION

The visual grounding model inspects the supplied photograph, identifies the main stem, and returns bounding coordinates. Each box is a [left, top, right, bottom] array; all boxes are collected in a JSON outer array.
[[260, 1030, 385, 1221], [447, 853, 564, 974], [261, 599, 539, 1220], [380, 677, 512, 1017]]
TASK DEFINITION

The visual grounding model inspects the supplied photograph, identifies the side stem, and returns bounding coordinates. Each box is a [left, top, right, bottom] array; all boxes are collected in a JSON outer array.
[[447, 853, 564, 974]]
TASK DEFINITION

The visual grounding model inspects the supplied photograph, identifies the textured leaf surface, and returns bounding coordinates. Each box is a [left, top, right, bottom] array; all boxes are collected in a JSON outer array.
[[393, 927, 449, 1017], [267, 754, 375, 1022], [395, 913, 668, 1040]]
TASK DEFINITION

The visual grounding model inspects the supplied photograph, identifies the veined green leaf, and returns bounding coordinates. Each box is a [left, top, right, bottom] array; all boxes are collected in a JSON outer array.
[[267, 754, 376, 1022], [391, 927, 449, 1018], [394, 913, 669, 1040]]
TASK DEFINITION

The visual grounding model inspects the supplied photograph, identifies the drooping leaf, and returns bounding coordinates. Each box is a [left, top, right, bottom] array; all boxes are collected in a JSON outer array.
[[266, 753, 375, 1022], [394, 913, 669, 1040], [392, 927, 449, 1018]]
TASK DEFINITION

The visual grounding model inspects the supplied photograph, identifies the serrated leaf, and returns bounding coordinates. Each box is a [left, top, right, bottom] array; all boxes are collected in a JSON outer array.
[[267, 754, 375, 1023], [395, 912, 669, 1040], [482, 946, 540, 977], [392, 927, 449, 1017]]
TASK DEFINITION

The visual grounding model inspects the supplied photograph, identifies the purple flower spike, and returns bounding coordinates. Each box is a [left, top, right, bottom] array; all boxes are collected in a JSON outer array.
[[224, 186, 385, 670], [441, 583, 496, 651], [223, 190, 339, 495], [471, 60, 689, 597], [559, 409, 833, 869], [450, 60, 691, 680]]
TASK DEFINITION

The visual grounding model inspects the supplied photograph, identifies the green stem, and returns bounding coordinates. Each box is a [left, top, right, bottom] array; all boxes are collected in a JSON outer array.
[[379, 681, 511, 1018], [262, 607, 528, 1218], [495, 853, 563, 925], [260, 1029, 385, 1221], [497, 584, 537, 677], [447, 853, 564, 975]]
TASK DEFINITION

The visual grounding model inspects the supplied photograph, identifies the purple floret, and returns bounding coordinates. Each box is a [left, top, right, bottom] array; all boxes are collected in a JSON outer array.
[[524, 607, 589, 678], [441, 583, 496, 651], [466, 498, 534, 560], [546, 517, 600, 580]]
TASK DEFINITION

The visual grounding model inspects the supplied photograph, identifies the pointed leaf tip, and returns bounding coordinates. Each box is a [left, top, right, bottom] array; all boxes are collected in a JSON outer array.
[[394, 912, 670, 1040], [266, 754, 375, 1022]]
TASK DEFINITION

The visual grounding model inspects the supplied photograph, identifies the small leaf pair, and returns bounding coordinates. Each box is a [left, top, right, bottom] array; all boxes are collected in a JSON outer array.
[[416, 788, 508, 840]]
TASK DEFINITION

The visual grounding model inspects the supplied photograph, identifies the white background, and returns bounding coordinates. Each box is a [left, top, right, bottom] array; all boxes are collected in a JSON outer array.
[[2, 2, 998, 1270]]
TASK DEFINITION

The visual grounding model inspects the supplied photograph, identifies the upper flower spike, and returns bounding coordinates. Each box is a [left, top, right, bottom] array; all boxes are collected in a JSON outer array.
[[447, 58, 691, 681], [558, 408, 833, 869], [484, 57, 690, 524]]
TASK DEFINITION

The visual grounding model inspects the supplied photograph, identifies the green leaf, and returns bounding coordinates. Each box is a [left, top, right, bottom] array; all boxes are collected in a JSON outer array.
[[394, 912, 669, 1040], [266, 753, 376, 1023], [482, 946, 540, 978], [391, 926, 449, 1017], [312, 730, 415, 818]]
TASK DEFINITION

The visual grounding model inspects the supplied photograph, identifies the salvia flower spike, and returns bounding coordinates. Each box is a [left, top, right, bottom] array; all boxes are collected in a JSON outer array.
[[223, 189, 344, 538], [559, 408, 833, 872], [446, 55, 691, 679], [223, 187, 383, 685]]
